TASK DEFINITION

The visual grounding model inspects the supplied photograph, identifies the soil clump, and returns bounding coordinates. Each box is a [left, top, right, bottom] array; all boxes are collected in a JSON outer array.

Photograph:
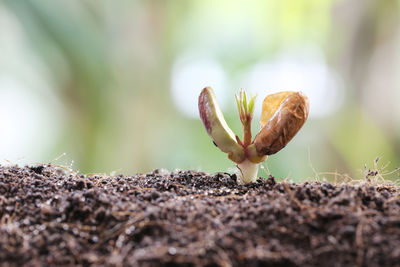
[[0, 165, 399, 266]]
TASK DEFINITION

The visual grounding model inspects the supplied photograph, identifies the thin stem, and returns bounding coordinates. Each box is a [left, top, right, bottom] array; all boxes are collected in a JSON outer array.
[[243, 119, 252, 147], [236, 159, 259, 184]]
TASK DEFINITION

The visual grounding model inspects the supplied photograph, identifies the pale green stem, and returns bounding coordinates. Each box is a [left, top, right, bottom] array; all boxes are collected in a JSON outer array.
[[236, 159, 259, 184]]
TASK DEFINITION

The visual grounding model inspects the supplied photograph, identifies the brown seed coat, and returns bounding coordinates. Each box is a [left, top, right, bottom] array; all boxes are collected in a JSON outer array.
[[254, 92, 309, 156]]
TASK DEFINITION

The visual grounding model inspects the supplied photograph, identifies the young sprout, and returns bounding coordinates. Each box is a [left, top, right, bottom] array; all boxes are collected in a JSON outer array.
[[198, 87, 309, 184]]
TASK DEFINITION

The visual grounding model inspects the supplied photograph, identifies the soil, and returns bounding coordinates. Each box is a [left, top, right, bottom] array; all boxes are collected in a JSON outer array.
[[0, 164, 399, 266]]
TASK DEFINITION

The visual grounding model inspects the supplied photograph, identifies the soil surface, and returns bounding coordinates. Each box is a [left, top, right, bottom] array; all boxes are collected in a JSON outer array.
[[0, 164, 400, 266]]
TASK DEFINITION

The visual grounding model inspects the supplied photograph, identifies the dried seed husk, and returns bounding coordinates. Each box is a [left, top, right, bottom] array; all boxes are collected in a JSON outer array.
[[254, 91, 309, 156], [198, 87, 245, 163], [260, 91, 293, 127]]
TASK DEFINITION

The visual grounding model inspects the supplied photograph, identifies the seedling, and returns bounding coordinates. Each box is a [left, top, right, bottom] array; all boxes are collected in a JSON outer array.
[[198, 87, 309, 184]]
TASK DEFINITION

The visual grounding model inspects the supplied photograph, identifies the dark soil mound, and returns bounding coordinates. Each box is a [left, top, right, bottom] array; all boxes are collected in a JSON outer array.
[[0, 165, 399, 266]]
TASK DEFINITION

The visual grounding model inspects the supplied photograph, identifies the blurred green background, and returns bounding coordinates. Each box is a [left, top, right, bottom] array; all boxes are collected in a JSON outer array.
[[1, 0, 400, 181]]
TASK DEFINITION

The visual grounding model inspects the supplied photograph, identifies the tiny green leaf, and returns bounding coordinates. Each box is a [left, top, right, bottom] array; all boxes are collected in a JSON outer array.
[[248, 94, 256, 116], [235, 94, 242, 118], [243, 90, 248, 114]]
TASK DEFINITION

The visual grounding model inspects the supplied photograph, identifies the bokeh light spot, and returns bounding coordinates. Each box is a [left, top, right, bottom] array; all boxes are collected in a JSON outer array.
[[241, 48, 344, 119], [171, 53, 229, 118]]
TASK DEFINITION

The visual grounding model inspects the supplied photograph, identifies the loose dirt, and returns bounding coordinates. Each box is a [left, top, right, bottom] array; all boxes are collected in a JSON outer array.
[[0, 164, 399, 266]]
